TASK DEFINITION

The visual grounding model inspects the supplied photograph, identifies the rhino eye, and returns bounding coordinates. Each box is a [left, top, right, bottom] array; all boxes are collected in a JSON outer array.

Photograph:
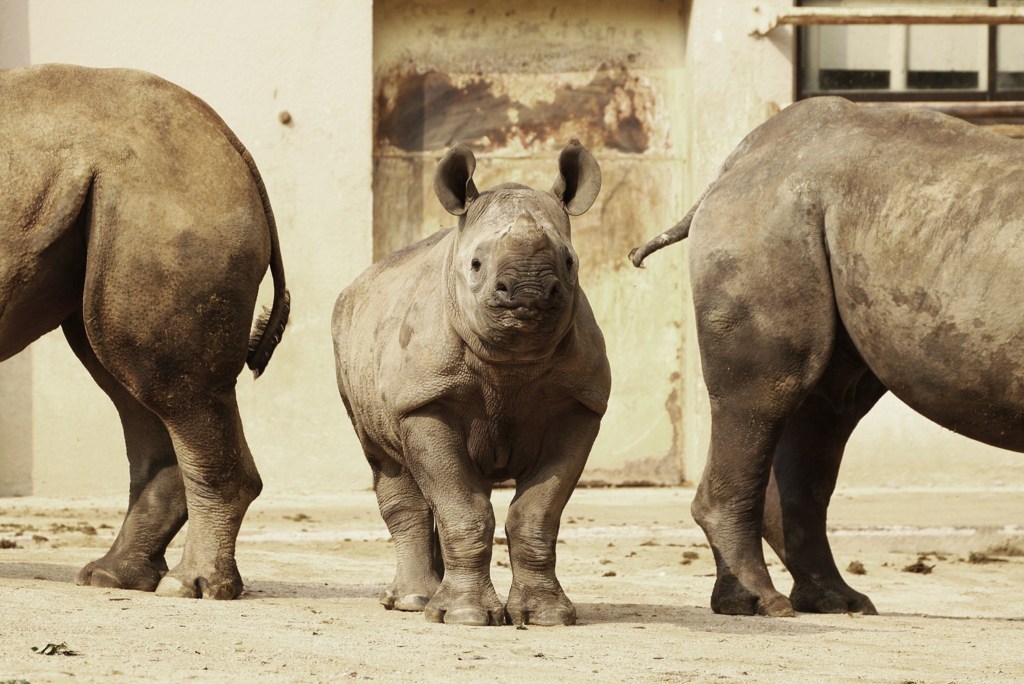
[[565, 256, 575, 270], [471, 258, 481, 272]]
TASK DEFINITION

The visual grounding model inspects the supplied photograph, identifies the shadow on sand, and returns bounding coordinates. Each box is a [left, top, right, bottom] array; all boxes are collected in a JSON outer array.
[[0, 560, 80, 584], [578, 601, 849, 634], [241, 577, 384, 601]]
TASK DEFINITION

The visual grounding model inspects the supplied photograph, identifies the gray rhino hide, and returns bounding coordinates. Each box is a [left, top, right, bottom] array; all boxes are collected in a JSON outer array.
[[0, 64, 288, 599], [631, 96, 1024, 618], [334, 141, 610, 626]]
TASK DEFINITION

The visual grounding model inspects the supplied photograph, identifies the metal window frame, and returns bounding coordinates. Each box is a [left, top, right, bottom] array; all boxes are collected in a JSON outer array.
[[790, 1, 1024, 105]]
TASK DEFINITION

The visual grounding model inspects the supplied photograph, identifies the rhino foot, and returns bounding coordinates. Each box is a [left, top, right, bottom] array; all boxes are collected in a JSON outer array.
[[790, 581, 878, 615], [379, 589, 431, 612], [435, 607, 504, 626], [711, 576, 795, 617], [505, 605, 576, 626], [505, 582, 577, 626], [756, 594, 796, 617], [379, 572, 440, 612], [422, 581, 505, 626], [153, 566, 243, 600], [76, 556, 166, 592]]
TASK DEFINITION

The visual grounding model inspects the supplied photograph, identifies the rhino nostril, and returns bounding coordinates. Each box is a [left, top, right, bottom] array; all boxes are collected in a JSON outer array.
[[538, 282, 562, 310], [493, 280, 513, 306]]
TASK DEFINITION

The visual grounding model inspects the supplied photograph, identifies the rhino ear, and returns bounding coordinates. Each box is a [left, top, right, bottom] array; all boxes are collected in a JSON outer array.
[[434, 143, 480, 216], [552, 139, 601, 216]]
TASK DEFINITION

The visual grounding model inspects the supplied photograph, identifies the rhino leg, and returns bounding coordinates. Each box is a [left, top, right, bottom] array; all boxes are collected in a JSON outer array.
[[693, 403, 797, 616], [503, 405, 599, 626], [688, 201, 836, 617], [401, 408, 505, 626], [763, 362, 885, 615], [79, 229, 264, 600], [149, 394, 261, 600], [63, 312, 187, 592], [373, 461, 442, 612]]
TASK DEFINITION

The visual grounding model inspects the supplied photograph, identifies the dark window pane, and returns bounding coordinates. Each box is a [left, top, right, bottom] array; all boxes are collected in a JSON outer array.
[[997, 72, 1024, 91], [907, 71, 979, 90], [799, 3, 990, 99], [997, 20, 1024, 92], [818, 69, 890, 90]]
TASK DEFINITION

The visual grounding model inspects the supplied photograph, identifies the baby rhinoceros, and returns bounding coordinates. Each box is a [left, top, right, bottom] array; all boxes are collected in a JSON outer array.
[[333, 141, 610, 626]]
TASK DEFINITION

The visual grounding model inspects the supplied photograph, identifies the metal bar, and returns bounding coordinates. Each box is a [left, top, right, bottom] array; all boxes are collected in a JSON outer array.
[[780, 7, 1024, 26], [984, 123, 1024, 137], [858, 100, 1024, 119], [986, 4, 997, 96], [890, 25, 908, 91], [754, 6, 1024, 36]]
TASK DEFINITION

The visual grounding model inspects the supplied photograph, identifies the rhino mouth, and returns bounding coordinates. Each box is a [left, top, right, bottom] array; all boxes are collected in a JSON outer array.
[[489, 287, 565, 316], [490, 299, 564, 325], [483, 283, 569, 341], [506, 305, 545, 321], [476, 297, 572, 353]]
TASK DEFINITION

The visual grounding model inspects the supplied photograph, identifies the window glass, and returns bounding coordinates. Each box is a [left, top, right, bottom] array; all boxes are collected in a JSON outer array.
[[998, 0, 1024, 92], [906, 24, 986, 91], [801, 0, 991, 97]]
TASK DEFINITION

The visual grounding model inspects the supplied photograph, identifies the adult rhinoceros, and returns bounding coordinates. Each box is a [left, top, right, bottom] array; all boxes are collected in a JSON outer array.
[[631, 96, 1021, 617], [0, 64, 289, 599]]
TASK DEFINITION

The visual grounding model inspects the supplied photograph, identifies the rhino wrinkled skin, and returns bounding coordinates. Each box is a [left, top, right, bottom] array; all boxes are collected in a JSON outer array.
[[632, 96, 1024, 617], [333, 141, 610, 626], [0, 65, 289, 599]]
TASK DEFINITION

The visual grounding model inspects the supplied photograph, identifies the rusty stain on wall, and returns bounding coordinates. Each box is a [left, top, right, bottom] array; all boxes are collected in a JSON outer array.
[[664, 371, 683, 479], [372, 2, 689, 485], [583, 371, 684, 486], [375, 64, 655, 154]]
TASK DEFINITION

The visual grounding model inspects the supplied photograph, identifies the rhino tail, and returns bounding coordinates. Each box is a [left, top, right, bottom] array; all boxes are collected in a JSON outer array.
[[629, 124, 762, 268], [175, 87, 290, 377], [628, 198, 700, 268], [242, 147, 290, 379]]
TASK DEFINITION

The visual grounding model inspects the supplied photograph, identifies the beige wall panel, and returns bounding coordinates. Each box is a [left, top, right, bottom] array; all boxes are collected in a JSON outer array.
[[680, 1, 1024, 489], [6, 0, 1018, 497], [374, 0, 690, 484], [676, 0, 797, 485], [0, 0, 28, 69], [0, 353, 32, 496], [3, 0, 374, 496], [844, 394, 1024, 487]]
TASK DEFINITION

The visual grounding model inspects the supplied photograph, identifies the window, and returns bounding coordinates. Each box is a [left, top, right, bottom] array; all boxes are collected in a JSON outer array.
[[797, 0, 1024, 102]]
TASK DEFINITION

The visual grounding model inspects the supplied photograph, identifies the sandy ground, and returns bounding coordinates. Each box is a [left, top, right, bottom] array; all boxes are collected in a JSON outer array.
[[0, 486, 1022, 683]]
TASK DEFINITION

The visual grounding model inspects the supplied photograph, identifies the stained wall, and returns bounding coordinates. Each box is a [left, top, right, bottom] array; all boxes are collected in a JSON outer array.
[[2, 1, 1022, 497], [373, 0, 691, 484], [0, 0, 374, 496]]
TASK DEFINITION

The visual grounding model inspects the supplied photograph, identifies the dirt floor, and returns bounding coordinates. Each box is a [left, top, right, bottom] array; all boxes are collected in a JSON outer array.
[[0, 486, 1022, 683]]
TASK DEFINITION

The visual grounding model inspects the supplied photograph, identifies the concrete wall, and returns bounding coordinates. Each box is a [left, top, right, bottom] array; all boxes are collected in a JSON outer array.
[[373, 0, 690, 485], [0, 0, 374, 497], [674, 0, 1024, 489], [2, 0, 1022, 498]]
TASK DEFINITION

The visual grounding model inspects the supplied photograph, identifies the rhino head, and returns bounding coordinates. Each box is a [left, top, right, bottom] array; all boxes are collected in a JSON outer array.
[[434, 140, 601, 361]]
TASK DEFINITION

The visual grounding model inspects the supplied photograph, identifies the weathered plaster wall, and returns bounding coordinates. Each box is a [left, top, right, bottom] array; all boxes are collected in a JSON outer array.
[[373, 0, 691, 484], [0, 1, 28, 69], [3, 0, 1021, 498], [0, 1, 32, 496], [676, 1, 1024, 488], [0, 0, 374, 496], [676, 1, 796, 484]]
